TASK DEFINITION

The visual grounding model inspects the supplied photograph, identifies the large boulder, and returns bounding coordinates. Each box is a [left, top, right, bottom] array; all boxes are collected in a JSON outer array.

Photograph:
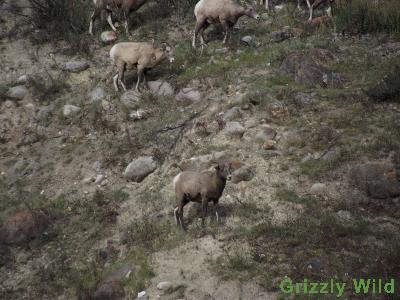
[[147, 81, 174, 96], [179, 151, 228, 171], [175, 88, 202, 106], [93, 280, 125, 300], [123, 156, 157, 182], [350, 162, 400, 199], [280, 48, 343, 88], [0, 210, 49, 246], [63, 60, 89, 73]]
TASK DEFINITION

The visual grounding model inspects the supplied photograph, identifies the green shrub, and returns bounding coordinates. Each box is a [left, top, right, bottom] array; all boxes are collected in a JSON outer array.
[[335, 0, 400, 34], [365, 64, 400, 103], [28, 0, 91, 41]]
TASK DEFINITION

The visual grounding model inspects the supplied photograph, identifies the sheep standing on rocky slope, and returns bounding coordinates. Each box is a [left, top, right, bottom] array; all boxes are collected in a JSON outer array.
[[173, 162, 232, 230], [192, 0, 260, 50], [110, 42, 175, 91], [89, 0, 148, 35], [306, 0, 335, 21]]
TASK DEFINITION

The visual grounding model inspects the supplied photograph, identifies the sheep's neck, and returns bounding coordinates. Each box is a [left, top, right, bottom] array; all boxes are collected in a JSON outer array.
[[213, 173, 226, 192]]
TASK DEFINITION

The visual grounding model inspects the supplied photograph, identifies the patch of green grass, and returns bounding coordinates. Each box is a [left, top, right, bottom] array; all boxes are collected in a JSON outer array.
[[335, 0, 400, 34], [273, 187, 315, 206]]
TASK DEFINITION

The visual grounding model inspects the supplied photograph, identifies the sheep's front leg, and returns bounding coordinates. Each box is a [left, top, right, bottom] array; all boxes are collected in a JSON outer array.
[[106, 11, 117, 32], [117, 63, 127, 91], [297, 0, 301, 10], [89, 8, 101, 35], [221, 20, 229, 44], [136, 66, 144, 91], [306, 0, 313, 20], [113, 73, 119, 91], [193, 19, 206, 49], [201, 196, 208, 226], [213, 200, 220, 224]]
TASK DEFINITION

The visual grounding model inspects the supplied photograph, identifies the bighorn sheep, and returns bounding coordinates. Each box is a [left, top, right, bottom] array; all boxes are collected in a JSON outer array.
[[89, 0, 148, 35], [192, 0, 260, 50], [109, 42, 175, 91], [173, 162, 232, 230]]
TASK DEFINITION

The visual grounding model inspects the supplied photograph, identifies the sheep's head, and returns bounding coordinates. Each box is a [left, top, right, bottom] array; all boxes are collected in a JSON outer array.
[[244, 6, 259, 20], [161, 42, 175, 63], [215, 162, 233, 181]]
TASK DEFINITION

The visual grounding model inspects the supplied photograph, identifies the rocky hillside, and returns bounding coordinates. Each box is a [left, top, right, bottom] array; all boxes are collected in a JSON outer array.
[[0, 0, 399, 299]]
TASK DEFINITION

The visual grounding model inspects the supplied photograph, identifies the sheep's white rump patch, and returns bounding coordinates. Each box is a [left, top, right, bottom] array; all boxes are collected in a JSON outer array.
[[172, 173, 182, 191], [194, 0, 204, 18]]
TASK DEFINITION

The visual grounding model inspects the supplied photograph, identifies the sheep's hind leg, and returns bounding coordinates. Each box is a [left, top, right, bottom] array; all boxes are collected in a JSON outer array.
[[106, 11, 117, 32], [201, 196, 208, 227], [193, 19, 206, 49], [89, 8, 101, 35], [113, 74, 119, 91], [136, 67, 144, 91], [213, 200, 220, 224], [117, 63, 127, 91], [221, 20, 229, 44]]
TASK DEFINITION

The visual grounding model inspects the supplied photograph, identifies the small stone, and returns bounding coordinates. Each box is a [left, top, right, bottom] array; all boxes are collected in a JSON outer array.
[[336, 210, 352, 223], [89, 87, 106, 102], [310, 183, 327, 195], [16, 75, 28, 84], [255, 126, 277, 143], [93, 161, 102, 172], [7, 85, 28, 100], [121, 90, 141, 109], [263, 139, 276, 150], [101, 31, 118, 44], [63, 60, 89, 73], [95, 174, 105, 185], [137, 291, 147, 299], [222, 106, 242, 121], [241, 35, 252, 44], [82, 177, 94, 184], [157, 281, 172, 290], [223, 122, 245, 138], [130, 109, 150, 121], [63, 105, 81, 117]]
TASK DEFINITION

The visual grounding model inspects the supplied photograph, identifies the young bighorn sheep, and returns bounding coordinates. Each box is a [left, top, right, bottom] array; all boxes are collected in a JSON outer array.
[[89, 0, 148, 35], [193, 0, 260, 50], [173, 162, 232, 230], [110, 42, 175, 91]]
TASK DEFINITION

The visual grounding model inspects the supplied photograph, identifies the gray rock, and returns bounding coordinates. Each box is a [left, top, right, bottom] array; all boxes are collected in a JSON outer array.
[[175, 88, 201, 106], [129, 109, 150, 121], [16, 75, 28, 84], [179, 151, 228, 171], [147, 81, 174, 96], [93, 161, 103, 172], [95, 174, 106, 185], [137, 291, 147, 299], [7, 85, 28, 100], [231, 165, 255, 184], [371, 42, 400, 57], [93, 281, 125, 300], [255, 126, 277, 143], [241, 35, 253, 44], [280, 48, 343, 88], [100, 31, 118, 44], [124, 156, 157, 182], [63, 105, 81, 117], [224, 122, 245, 138], [63, 60, 89, 73], [293, 93, 315, 108], [270, 30, 293, 43], [157, 281, 172, 290], [36, 104, 55, 123], [121, 90, 141, 109], [336, 210, 352, 223], [350, 162, 400, 199], [310, 183, 327, 195], [89, 87, 106, 102], [222, 106, 242, 121]]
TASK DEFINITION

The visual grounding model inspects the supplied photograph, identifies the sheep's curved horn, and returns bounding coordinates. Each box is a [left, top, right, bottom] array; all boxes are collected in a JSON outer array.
[[160, 41, 172, 48]]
